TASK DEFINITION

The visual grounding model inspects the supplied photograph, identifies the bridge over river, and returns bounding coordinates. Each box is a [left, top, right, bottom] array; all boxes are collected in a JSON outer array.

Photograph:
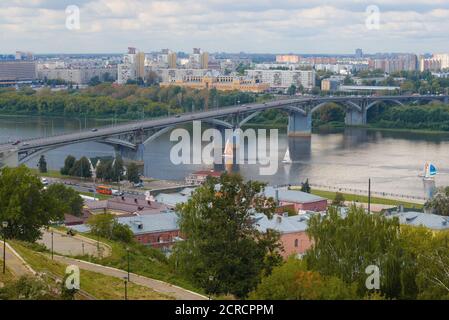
[[1, 94, 448, 167]]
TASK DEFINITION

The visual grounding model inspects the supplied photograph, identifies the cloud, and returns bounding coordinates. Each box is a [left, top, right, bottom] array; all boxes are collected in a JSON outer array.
[[1, 0, 449, 53]]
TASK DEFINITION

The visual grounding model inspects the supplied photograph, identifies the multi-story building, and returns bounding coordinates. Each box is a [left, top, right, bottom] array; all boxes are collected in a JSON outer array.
[[168, 52, 177, 69], [433, 53, 449, 70], [160, 74, 269, 93], [276, 55, 300, 64], [245, 69, 316, 90], [38, 66, 117, 84], [419, 56, 441, 72], [321, 78, 341, 91], [0, 60, 37, 85], [117, 48, 145, 84]]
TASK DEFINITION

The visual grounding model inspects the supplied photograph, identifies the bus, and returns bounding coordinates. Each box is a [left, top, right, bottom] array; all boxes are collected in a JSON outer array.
[[96, 185, 112, 195]]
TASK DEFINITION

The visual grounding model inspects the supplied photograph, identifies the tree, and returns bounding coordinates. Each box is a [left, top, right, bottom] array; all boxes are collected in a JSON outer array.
[[287, 85, 297, 96], [111, 156, 124, 182], [60, 155, 76, 175], [69, 157, 92, 178], [45, 183, 84, 217], [0, 166, 64, 242], [86, 214, 133, 243], [305, 205, 416, 299], [250, 258, 358, 300], [126, 163, 140, 183], [301, 179, 311, 193], [172, 173, 282, 298], [424, 186, 449, 216], [0, 276, 56, 300], [332, 192, 345, 207], [38, 155, 47, 173]]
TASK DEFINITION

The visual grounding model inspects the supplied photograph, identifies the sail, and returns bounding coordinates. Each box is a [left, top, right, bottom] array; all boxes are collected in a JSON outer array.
[[223, 138, 233, 158], [423, 162, 437, 179], [282, 149, 292, 163]]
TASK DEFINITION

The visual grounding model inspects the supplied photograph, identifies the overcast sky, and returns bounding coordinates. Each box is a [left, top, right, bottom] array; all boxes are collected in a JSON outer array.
[[1, 0, 449, 54]]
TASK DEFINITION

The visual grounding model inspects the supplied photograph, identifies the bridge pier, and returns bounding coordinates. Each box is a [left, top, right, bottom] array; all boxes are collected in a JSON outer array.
[[345, 109, 367, 126], [288, 112, 312, 137]]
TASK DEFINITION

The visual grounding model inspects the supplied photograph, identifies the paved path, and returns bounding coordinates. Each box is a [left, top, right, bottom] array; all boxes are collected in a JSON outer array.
[[0, 242, 35, 277], [38, 229, 111, 258], [54, 255, 207, 300]]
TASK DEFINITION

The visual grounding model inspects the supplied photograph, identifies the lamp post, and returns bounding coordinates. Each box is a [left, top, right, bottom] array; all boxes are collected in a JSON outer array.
[[208, 275, 214, 300], [51, 230, 54, 260], [126, 247, 130, 281], [124, 277, 128, 300], [2, 221, 8, 274]]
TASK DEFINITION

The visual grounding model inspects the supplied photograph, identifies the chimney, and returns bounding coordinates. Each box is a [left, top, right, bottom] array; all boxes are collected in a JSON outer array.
[[276, 215, 282, 224], [275, 189, 279, 205]]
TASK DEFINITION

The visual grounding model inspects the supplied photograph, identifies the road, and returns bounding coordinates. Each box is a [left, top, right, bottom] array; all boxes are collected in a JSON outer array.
[[38, 229, 111, 258], [54, 255, 207, 300]]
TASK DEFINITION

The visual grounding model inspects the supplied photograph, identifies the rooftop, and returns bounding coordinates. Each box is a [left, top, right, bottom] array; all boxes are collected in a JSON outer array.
[[263, 186, 326, 204], [386, 211, 449, 230]]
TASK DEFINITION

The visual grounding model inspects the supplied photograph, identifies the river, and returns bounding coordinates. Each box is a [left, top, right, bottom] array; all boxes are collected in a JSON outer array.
[[1, 114, 448, 199]]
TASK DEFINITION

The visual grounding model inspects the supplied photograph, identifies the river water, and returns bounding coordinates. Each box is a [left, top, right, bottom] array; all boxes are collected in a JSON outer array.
[[1, 115, 448, 199]]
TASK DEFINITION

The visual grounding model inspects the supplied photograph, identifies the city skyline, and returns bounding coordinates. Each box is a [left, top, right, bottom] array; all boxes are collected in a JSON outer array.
[[2, 1, 449, 54]]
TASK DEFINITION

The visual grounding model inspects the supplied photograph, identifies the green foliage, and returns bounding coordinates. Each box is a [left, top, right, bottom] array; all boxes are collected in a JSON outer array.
[[424, 186, 449, 216], [45, 183, 84, 217], [368, 103, 449, 132], [95, 157, 125, 182], [38, 155, 47, 173], [332, 192, 345, 206], [0, 276, 57, 300], [305, 205, 416, 299], [301, 179, 311, 193], [60, 155, 76, 175], [86, 214, 134, 243], [0, 166, 64, 242], [287, 85, 297, 96], [69, 157, 92, 178], [126, 163, 140, 184], [250, 258, 358, 300], [0, 84, 259, 119], [173, 173, 282, 298]]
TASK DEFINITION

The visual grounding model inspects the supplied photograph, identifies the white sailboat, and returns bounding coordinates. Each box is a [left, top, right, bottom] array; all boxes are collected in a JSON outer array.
[[282, 149, 292, 164], [223, 137, 233, 158], [420, 161, 438, 180]]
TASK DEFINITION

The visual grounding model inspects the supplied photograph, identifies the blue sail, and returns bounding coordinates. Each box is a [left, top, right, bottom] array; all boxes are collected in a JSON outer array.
[[429, 164, 437, 176]]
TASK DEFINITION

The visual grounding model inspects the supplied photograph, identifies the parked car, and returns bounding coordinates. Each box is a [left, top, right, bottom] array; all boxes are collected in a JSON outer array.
[[133, 182, 144, 188], [91, 128, 98, 132], [112, 189, 124, 196], [41, 178, 49, 186]]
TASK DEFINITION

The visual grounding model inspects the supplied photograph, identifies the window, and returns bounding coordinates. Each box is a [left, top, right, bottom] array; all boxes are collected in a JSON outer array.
[[294, 239, 299, 247]]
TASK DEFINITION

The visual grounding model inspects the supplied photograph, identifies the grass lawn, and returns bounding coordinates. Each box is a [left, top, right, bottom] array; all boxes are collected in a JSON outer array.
[[0, 260, 16, 284], [9, 240, 173, 300], [310, 189, 424, 210], [61, 230, 203, 295], [78, 191, 111, 200]]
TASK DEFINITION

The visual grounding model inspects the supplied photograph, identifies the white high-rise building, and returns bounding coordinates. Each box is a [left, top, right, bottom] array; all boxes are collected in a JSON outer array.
[[433, 53, 449, 70], [245, 69, 316, 90]]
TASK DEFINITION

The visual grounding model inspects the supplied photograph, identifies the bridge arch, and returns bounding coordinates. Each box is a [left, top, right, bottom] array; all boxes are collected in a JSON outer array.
[[366, 99, 404, 111], [310, 101, 362, 114]]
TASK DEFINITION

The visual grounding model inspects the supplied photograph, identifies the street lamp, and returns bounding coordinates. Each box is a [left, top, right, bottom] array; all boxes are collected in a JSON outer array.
[[126, 247, 130, 281], [51, 230, 54, 260], [208, 275, 214, 300], [2, 221, 8, 274], [123, 277, 128, 300]]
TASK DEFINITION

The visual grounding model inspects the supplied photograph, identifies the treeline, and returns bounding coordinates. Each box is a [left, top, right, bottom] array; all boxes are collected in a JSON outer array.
[[368, 102, 449, 131], [61, 155, 141, 183], [0, 84, 269, 119]]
